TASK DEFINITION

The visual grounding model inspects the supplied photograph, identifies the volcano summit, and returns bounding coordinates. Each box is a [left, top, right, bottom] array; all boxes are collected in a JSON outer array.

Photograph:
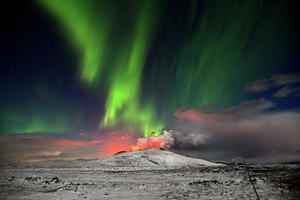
[[99, 149, 223, 171]]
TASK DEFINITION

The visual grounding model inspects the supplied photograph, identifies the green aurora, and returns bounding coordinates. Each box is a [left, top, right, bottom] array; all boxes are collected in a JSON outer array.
[[3, 0, 289, 135], [142, 0, 289, 120], [38, 0, 164, 136]]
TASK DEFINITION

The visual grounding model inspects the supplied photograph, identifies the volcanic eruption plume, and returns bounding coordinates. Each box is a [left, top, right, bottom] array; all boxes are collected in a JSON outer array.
[[130, 131, 175, 151], [100, 130, 175, 156]]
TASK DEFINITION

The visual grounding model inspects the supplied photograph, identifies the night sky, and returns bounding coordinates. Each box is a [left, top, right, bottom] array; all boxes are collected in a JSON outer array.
[[1, 0, 300, 162]]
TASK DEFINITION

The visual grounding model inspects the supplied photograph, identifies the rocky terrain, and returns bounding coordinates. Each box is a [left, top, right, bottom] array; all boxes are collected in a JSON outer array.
[[0, 149, 299, 200]]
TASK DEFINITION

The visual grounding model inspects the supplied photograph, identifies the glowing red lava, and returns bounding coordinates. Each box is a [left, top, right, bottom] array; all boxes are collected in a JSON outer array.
[[100, 133, 137, 156], [101, 131, 175, 155]]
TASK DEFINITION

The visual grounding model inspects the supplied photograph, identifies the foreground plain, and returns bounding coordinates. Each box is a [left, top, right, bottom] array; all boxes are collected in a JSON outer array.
[[0, 150, 299, 200]]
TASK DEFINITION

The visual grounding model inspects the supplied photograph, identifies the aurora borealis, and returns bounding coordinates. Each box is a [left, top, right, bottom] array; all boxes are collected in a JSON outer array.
[[2, 0, 299, 136], [38, 0, 164, 136]]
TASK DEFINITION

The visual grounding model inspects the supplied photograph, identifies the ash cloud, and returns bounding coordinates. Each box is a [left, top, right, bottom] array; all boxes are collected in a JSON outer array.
[[171, 99, 300, 162]]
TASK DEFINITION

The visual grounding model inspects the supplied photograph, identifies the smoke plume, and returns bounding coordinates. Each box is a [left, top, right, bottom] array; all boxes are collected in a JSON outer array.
[[171, 100, 300, 162]]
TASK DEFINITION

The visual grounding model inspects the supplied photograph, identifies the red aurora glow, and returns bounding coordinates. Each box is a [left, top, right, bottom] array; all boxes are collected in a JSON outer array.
[[0, 130, 175, 162]]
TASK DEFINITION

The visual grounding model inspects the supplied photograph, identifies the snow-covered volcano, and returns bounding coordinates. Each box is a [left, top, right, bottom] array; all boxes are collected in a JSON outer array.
[[98, 149, 223, 170]]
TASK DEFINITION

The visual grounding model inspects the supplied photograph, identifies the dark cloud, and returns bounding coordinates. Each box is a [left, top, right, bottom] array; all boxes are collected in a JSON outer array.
[[273, 86, 300, 98], [273, 86, 293, 98], [221, 99, 274, 117], [175, 99, 274, 123], [271, 74, 300, 85], [172, 99, 300, 163], [245, 79, 271, 93], [245, 74, 300, 94]]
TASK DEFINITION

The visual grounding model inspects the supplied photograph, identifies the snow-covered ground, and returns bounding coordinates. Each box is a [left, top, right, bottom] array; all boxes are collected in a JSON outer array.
[[0, 150, 299, 200]]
